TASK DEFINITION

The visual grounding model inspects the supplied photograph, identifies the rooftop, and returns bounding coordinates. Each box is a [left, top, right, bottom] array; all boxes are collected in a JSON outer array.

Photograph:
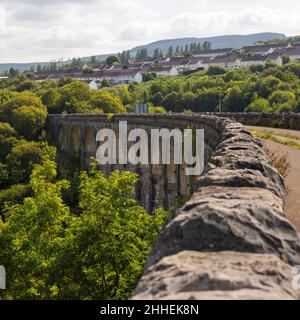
[[243, 43, 286, 53], [194, 48, 233, 55]]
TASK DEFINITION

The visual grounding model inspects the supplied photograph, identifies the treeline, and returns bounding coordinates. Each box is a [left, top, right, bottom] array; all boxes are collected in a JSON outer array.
[[129, 62, 300, 113], [134, 41, 212, 61], [255, 35, 300, 46]]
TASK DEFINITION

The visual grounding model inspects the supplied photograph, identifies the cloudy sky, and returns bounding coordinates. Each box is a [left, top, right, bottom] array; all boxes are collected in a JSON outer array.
[[0, 0, 299, 63]]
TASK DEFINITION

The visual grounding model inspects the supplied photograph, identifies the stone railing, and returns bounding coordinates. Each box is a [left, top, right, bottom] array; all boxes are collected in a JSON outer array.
[[211, 112, 300, 130], [131, 114, 300, 300]]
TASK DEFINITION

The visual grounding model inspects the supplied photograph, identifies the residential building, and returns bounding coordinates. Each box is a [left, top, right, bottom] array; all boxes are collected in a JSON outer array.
[[202, 54, 240, 69], [88, 80, 99, 90], [238, 52, 283, 68], [284, 47, 300, 62], [98, 69, 143, 84], [194, 48, 233, 57], [242, 44, 287, 55], [149, 65, 179, 77]]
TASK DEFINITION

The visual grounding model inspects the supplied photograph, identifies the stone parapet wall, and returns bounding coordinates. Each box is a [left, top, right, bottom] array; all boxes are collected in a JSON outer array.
[[210, 112, 300, 130], [130, 114, 300, 300]]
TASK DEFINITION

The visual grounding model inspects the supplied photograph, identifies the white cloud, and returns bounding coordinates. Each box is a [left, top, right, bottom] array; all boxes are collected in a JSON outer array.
[[0, 0, 300, 63], [0, 4, 6, 28], [119, 23, 150, 42]]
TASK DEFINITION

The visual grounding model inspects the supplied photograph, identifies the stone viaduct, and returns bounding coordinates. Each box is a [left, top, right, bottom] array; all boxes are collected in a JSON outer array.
[[47, 113, 300, 300]]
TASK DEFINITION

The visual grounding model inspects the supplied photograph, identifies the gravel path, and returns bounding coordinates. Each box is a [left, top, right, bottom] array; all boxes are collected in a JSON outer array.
[[247, 126, 300, 231]]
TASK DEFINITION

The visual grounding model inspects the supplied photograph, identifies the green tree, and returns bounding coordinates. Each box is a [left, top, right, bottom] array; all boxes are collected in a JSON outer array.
[[0, 149, 71, 299], [58, 82, 92, 114], [207, 65, 227, 75], [135, 49, 148, 61], [153, 48, 163, 60], [0, 90, 12, 105], [0, 123, 18, 163], [106, 56, 120, 67], [10, 105, 47, 139], [8, 68, 19, 78], [70, 58, 84, 71], [101, 79, 110, 88], [148, 106, 166, 113], [194, 88, 221, 112], [256, 76, 282, 98], [203, 41, 212, 50], [57, 166, 167, 299], [90, 56, 97, 64], [268, 90, 297, 112], [16, 80, 38, 92], [6, 141, 47, 185], [245, 98, 272, 112], [91, 90, 126, 113], [223, 86, 249, 112], [167, 46, 174, 57], [249, 64, 265, 73], [0, 92, 47, 137], [0, 157, 168, 300], [41, 88, 61, 114], [0, 122, 17, 137]]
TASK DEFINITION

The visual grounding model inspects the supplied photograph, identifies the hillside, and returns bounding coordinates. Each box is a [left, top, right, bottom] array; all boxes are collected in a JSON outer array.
[[131, 32, 287, 55], [0, 54, 111, 73]]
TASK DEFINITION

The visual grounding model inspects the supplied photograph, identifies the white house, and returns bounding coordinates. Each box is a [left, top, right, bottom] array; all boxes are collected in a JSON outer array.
[[239, 55, 267, 68], [188, 57, 207, 70], [100, 69, 143, 84], [285, 47, 300, 62], [202, 55, 240, 69], [89, 80, 99, 90], [242, 44, 286, 56], [239, 52, 283, 68], [166, 57, 193, 72], [151, 66, 179, 77], [267, 52, 283, 66]]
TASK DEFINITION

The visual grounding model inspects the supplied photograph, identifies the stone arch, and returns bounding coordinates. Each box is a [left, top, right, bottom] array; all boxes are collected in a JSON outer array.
[[58, 125, 67, 151], [84, 127, 97, 154], [70, 125, 81, 153]]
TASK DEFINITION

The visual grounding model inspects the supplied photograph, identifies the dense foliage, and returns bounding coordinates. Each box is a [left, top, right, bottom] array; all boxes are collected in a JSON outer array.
[[129, 63, 300, 113], [0, 151, 168, 299]]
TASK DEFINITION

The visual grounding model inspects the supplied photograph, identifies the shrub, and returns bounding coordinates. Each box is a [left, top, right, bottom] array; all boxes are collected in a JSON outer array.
[[268, 90, 297, 112], [0, 184, 31, 210], [249, 64, 265, 73], [207, 65, 227, 75], [148, 106, 166, 113], [0, 122, 17, 137], [264, 145, 291, 179], [245, 98, 272, 112], [11, 105, 47, 139]]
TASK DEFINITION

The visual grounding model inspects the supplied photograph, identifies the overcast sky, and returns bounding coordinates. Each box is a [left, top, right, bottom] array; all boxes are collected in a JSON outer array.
[[0, 0, 299, 63]]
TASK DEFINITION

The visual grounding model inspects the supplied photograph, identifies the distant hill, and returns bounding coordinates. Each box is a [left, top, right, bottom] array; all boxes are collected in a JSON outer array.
[[0, 32, 287, 73], [0, 62, 51, 73], [130, 33, 287, 55], [0, 54, 111, 73]]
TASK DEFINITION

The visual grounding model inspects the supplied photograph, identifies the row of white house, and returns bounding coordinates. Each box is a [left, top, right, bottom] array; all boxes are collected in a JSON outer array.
[[33, 43, 300, 88]]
